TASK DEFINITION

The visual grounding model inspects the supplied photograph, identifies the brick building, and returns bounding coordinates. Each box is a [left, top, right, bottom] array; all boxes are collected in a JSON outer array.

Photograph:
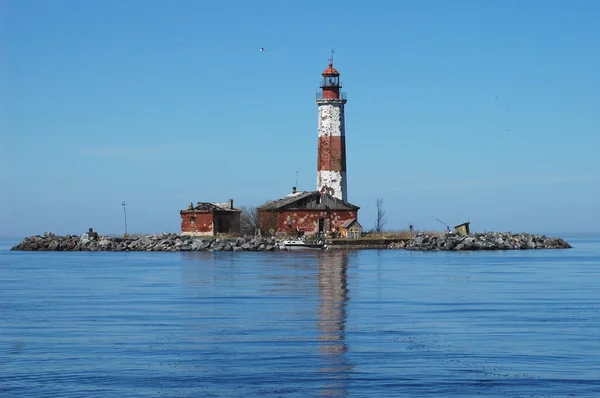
[[258, 188, 359, 236], [180, 200, 241, 236]]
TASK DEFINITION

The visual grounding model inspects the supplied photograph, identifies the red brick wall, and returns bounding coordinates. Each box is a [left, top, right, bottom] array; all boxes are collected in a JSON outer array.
[[318, 136, 346, 172], [181, 212, 213, 236], [259, 210, 357, 235], [322, 87, 340, 99]]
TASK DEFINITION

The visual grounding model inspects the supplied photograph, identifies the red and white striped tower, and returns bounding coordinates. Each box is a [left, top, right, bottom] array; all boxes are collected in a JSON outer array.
[[316, 54, 348, 202]]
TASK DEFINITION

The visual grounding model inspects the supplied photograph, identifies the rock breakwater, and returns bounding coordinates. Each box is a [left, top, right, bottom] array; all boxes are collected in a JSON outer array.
[[11, 232, 284, 252], [11, 232, 572, 252], [391, 232, 571, 251]]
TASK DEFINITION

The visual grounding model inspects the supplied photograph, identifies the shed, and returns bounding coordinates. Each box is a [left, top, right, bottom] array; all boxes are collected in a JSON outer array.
[[339, 218, 362, 239], [454, 222, 471, 236]]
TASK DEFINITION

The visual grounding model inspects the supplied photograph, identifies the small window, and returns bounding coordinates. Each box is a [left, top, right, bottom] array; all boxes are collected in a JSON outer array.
[[190, 216, 196, 224]]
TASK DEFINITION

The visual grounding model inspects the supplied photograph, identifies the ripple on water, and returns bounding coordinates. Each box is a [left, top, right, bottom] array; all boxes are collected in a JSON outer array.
[[1, 237, 600, 397]]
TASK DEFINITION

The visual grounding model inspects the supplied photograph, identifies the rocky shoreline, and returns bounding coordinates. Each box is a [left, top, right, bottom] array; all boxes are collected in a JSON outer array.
[[11, 231, 571, 252], [389, 232, 572, 251], [11, 233, 284, 252]]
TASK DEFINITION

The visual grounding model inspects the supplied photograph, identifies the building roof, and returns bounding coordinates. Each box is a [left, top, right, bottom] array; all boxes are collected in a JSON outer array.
[[454, 221, 470, 228], [259, 191, 315, 209], [340, 218, 362, 229], [258, 191, 359, 211], [322, 62, 340, 76], [181, 202, 240, 213]]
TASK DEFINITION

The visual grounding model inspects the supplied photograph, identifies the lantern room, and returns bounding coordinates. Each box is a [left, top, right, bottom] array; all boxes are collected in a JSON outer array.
[[320, 62, 342, 99]]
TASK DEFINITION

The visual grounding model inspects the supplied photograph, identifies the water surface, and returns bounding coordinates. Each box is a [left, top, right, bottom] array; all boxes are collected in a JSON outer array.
[[1, 234, 599, 397]]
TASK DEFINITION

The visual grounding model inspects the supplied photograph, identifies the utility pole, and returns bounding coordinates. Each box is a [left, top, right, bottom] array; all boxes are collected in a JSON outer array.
[[122, 201, 128, 236]]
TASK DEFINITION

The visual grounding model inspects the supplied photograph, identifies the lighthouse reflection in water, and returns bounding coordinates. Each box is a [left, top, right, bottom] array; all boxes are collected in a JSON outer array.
[[317, 250, 353, 395]]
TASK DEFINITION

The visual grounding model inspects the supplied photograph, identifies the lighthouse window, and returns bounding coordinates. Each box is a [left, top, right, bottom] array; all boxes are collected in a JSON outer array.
[[323, 77, 334, 86]]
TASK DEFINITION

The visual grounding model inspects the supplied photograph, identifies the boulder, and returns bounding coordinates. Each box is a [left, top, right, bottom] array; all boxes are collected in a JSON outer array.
[[190, 239, 204, 251], [80, 233, 90, 242], [48, 240, 59, 251]]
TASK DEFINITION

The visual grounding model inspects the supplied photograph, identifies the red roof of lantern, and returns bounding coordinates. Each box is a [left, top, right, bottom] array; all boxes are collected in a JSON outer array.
[[322, 63, 340, 76]]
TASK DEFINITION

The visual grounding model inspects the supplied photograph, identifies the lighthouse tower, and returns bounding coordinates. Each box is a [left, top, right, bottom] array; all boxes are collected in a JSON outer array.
[[316, 56, 348, 202]]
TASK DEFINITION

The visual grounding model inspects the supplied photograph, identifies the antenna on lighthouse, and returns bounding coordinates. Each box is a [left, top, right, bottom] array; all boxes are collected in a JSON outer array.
[[329, 48, 335, 64]]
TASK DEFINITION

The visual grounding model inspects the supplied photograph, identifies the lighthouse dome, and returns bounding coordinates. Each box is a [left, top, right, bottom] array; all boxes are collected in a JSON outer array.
[[322, 63, 340, 76]]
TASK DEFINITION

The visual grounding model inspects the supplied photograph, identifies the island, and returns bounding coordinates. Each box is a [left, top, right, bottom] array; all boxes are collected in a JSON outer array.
[[11, 231, 571, 252]]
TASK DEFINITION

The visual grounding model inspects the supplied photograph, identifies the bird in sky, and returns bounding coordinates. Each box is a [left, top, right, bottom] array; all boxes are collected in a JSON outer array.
[[259, 47, 265, 52]]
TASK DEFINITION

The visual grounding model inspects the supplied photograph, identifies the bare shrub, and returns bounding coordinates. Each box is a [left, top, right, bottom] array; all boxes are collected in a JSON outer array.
[[240, 206, 260, 235], [374, 198, 387, 232]]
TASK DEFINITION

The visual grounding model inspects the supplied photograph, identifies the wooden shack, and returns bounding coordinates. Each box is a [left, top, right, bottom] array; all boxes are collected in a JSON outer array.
[[454, 222, 471, 236], [339, 218, 362, 239]]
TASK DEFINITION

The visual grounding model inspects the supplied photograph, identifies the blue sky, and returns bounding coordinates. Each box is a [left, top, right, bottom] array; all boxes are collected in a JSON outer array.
[[1, 0, 599, 237]]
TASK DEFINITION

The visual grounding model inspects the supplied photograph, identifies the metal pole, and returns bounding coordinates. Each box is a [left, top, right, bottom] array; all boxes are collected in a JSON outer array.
[[122, 202, 128, 236]]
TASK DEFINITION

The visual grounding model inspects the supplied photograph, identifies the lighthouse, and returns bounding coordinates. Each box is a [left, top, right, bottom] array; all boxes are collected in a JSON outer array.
[[316, 56, 348, 202], [255, 55, 360, 236]]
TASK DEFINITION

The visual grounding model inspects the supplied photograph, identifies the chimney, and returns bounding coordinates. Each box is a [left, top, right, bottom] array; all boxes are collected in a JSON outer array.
[[292, 186, 297, 194], [227, 199, 233, 209]]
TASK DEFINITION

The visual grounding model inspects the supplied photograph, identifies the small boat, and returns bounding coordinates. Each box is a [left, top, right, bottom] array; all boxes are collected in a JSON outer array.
[[280, 237, 326, 250]]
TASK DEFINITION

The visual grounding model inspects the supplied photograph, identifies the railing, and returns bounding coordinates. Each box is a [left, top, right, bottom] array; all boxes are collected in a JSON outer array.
[[316, 91, 347, 100], [319, 80, 343, 88]]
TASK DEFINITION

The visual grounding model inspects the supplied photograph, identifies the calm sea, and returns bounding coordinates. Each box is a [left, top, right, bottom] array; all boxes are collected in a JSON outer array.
[[1, 234, 599, 398]]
